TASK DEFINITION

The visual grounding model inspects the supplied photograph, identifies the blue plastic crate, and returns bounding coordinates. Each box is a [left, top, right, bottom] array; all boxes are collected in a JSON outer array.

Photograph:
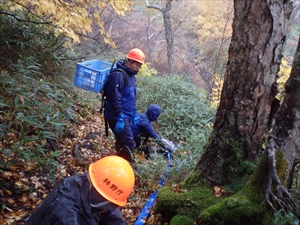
[[74, 59, 113, 93]]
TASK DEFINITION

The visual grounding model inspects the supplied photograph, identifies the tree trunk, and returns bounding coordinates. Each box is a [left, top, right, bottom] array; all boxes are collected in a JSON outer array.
[[265, 34, 300, 213], [184, 0, 293, 186], [146, 0, 174, 74], [154, 1, 298, 223], [196, 36, 300, 223], [163, 0, 174, 74]]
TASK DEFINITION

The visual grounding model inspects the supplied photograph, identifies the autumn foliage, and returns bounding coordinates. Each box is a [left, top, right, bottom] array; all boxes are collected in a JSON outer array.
[[7, 0, 131, 46]]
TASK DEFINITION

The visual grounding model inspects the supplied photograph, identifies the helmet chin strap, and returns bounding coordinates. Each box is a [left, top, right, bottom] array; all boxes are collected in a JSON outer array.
[[90, 200, 110, 208], [125, 59, 139, 72], [125, 58, 133, 66], [87, 174, 110, 208]]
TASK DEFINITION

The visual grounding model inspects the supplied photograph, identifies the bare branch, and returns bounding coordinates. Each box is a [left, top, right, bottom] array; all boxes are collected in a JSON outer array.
[[0, 11, 52, 25]]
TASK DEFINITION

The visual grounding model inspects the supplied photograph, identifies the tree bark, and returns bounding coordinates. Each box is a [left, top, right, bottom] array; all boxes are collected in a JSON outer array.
[[265, 34, 300, 213], [184, 0, 293, 186]]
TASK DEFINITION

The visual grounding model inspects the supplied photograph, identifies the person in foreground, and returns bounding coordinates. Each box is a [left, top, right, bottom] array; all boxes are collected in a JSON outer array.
[[132, 104, 162, 157], [104, 48, 145, 163], [25, 156, 135, 225]]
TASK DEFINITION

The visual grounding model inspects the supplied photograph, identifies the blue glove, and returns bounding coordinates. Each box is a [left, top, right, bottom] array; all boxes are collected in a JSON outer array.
[[114, 114, 124, 133], [133, 111, 139, 125]]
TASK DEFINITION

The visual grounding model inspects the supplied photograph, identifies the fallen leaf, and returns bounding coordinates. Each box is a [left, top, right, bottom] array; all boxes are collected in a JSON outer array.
[[5, 190, 12, 195]]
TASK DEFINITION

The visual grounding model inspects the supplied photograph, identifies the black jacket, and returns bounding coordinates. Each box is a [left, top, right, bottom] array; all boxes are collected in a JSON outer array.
[[26, 173, 126, 225]]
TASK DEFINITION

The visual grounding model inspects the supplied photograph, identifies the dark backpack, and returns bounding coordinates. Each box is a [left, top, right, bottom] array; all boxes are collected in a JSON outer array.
[[100, 63, 129, 136]]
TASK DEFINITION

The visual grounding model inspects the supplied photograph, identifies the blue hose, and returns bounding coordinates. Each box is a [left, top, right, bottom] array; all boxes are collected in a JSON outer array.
[[134, 151, 171, 225]]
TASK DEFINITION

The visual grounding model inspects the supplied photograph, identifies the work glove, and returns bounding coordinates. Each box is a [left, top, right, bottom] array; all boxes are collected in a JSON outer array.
[[133, 111, 139, 125], [114, 114, 125, 133]]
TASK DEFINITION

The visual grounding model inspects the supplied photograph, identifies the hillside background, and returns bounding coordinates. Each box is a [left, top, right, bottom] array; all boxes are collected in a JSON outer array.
[[0, 0, 299, 224]]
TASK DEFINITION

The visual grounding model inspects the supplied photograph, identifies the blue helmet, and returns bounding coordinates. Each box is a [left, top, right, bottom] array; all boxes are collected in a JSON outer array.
[[146, 104, 161, 122]]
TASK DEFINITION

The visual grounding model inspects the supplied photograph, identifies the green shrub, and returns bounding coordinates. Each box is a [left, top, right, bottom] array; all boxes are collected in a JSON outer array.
[[272, 209, 299, 225], [170, 215, 194, 225], [136, 74, 214, 142], [0, 7, 82, 181], [135, 74, 215, 185]]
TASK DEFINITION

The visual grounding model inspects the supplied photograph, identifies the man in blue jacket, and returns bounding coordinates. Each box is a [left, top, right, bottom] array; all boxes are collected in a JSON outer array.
[[104, 48, 145, 163], [132, 104, 162, 157]]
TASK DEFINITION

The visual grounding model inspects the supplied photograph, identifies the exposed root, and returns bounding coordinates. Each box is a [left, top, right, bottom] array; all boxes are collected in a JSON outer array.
[[265, 138, 297, 213]]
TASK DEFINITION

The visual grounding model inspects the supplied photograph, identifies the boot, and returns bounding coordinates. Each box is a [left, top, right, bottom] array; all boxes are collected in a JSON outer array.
[[145, 145, 158, 159], [116, 148, 134, 164]]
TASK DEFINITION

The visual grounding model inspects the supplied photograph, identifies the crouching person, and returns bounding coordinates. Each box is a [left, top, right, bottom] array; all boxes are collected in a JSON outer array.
[[132, 104, 163, 158], [26, 156, 135, 225]]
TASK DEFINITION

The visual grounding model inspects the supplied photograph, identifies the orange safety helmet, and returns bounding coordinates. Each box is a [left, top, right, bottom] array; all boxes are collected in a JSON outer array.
[[126, 48, 145, 64], [89, 156, 135, 206]]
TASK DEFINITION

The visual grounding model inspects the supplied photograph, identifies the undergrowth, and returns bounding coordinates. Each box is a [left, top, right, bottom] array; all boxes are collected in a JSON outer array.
[[135, 74, 215, 188], [1, 3, 298, 225], [0, 5, 216, 186], [0, 8, 89, 181]]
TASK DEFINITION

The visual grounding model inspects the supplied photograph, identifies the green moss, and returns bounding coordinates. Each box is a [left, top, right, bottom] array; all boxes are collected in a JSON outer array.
[[159, 140, 292, 224], [184, 128, 255, 188], [200, 194, 265, 225], [183, 167, 205, 188], [156, 186, 220, 222], [197, 152, 290, 225], [275, 151, 288, 186], [242, 154, 269, 203], [242, 151, 288, 203], [170, 215, 194, 225]]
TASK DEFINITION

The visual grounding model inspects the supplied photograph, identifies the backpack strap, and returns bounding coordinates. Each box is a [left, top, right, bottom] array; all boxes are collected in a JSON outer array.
[[105, 118, 109, 137], [100, 68, 128, 113], [101, 66, 129, 136], [112, 68, 129, 87]]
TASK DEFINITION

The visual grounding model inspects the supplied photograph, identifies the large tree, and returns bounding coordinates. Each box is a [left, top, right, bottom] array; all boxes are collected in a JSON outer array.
[[184, 0, 294, 185], [155, 0, 298, 224], [265, 34, 300, 213], [192, 32, 300, 225]]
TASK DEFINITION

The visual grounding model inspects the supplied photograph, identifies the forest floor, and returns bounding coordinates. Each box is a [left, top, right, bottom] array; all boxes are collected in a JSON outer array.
[[0, 112, 158, 225]]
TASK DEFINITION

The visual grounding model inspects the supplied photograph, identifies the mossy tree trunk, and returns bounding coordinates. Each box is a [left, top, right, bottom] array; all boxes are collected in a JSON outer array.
[[184, 0, 293, 186], [155, 1, 298, 224], [197, 40, 300, 222], [265, 34, 300, 213], [155, 2, 299, 224]]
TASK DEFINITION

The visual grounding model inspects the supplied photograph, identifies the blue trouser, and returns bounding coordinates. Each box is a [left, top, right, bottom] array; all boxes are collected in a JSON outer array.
[[108, 119, 136, 162], [108, 119, 136, 150], [134, 131, 150, 149]]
